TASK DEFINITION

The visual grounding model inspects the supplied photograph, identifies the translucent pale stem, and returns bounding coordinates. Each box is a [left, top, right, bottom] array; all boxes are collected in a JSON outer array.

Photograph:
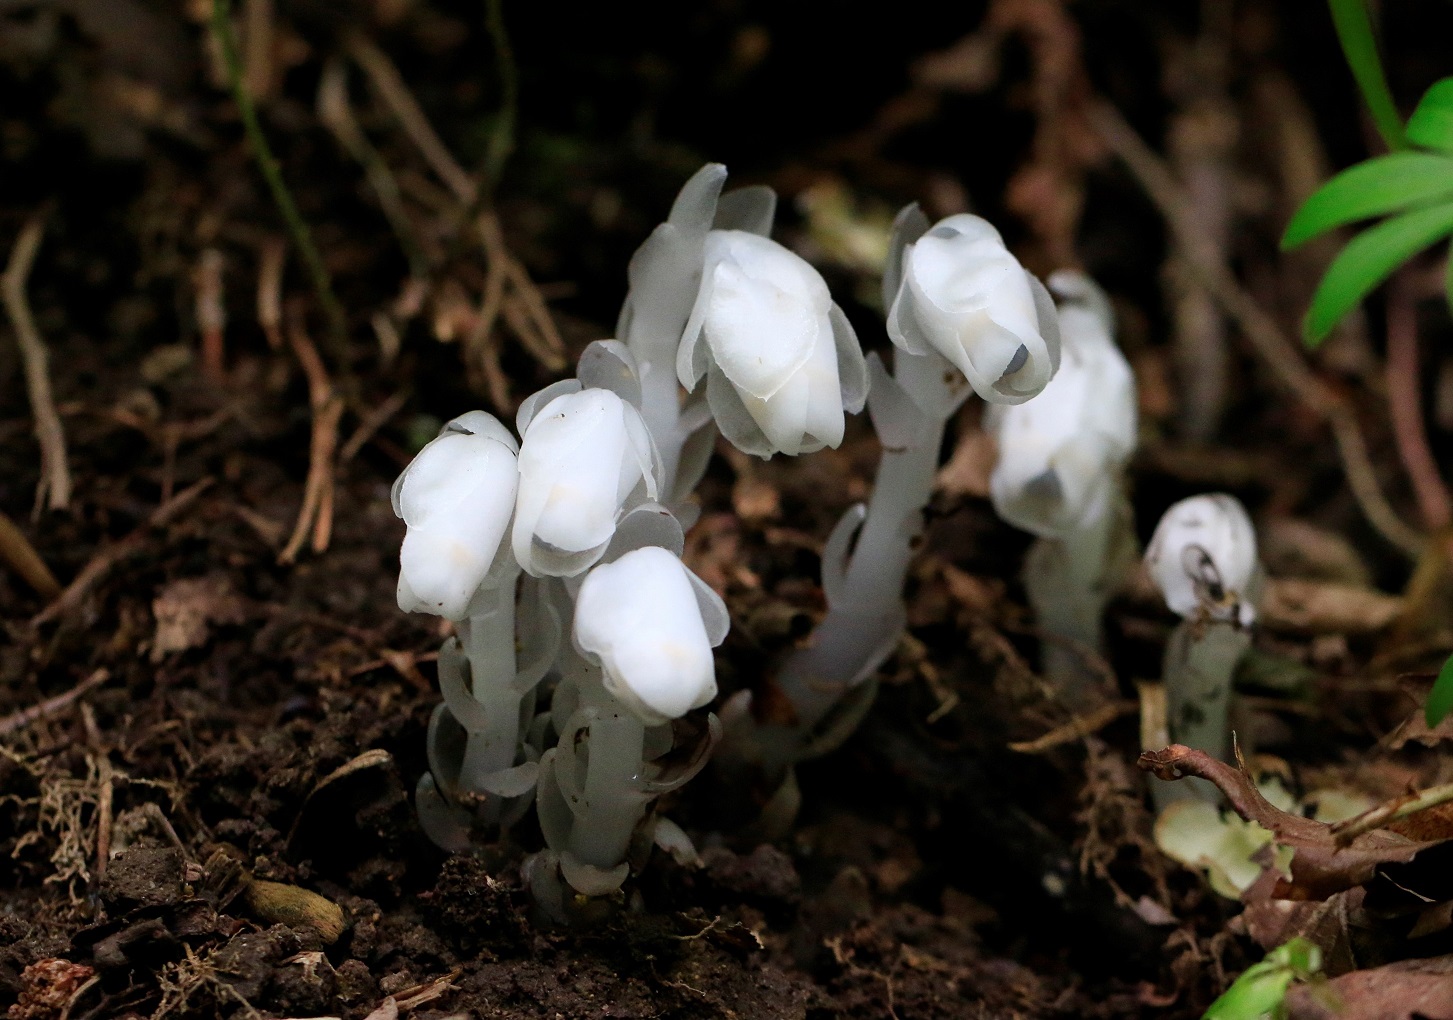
[[1153, 619, 1250, 808], [774, 349, 956, 737], [1024, 490, 1133, 708], [566, 680, 648, 869], [458, 574, 522, 789]]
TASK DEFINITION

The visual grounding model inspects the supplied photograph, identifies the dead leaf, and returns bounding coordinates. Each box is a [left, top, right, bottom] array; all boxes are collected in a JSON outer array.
[[1258, 577, 1403, 635], [1138, 746, 1442, 900], [150, 575, 249, 662], [1234, 871, 1362, 975], [1285, 957, 1453, 1020]]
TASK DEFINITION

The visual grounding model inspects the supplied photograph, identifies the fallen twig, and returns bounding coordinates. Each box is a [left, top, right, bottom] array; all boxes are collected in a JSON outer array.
[[32, 478, 214, 627], [1385, 271, 1451, 531], [2, 213, 72, 515], [0, 507, 61, 598], [1090, 100, 1425, 558], [1331, 778, 1453, 845], [346, 33, 565, 373], [0, 669, 109, 739], [1009, 699, 1137, 754], [257, 236, 286, 350], [339, 387, 409, 463], [194, 247, 227, 384], [280, 321, 343, 563]]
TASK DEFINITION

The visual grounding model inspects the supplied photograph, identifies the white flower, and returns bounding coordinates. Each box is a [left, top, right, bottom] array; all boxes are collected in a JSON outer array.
[[1145, 494, 1259, 625], [677, 229, 866, 459], [393, 411, 519, 621], [987, 272, 1137, 538], [512, 388, 659, 578], [574, 546, 724, 725], [886, 214, 1060, 404]]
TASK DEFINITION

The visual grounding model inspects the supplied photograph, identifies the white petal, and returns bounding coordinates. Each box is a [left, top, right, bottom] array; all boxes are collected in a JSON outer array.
[[512, 389, 655, 577], [574, 547, 717, 725], [893, 214, 1059, 405], [699, 230, 831, 401], [394, 417, 518, 619], [394, 425, 515, 529], [988, 317, 1136, 536], [1144, 494, 1259, 622]]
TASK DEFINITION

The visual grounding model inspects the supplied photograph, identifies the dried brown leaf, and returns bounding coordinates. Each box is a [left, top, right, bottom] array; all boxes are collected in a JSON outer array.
[[1285, 957, 1453, 1020], [151, 575, 249, 662], [1138, 746, 1440, 899]]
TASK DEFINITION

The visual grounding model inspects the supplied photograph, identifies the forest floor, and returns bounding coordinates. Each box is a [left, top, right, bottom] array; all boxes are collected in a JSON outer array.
[[4, 1, 1453, 1017]]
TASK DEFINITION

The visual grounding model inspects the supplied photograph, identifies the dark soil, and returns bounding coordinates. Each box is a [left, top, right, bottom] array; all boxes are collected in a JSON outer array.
[[2, 1, 1451, 1018]]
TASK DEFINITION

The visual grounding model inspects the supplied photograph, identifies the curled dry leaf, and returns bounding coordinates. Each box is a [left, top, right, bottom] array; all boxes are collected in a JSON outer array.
[[1138, 746, 1443, 900], [1285, 956, 1453, 1020]]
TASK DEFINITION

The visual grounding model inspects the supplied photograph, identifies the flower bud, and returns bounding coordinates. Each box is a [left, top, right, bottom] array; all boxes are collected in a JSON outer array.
[[1145, 494, 1259, 626], [512, 388, 659, 577], [573, 546, 724, 725], [677, 229, 866, 459], [987, 273, 1136, 537], [393, 411, 519, 621], [886, 214, 1060, 404]]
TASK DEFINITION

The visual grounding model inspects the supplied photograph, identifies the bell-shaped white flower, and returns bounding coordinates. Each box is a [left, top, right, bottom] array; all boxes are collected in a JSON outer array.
[[677, 229, 866, 459], [1145, 494, 1259, 626], [987, 273, 1137, 538], [886, 214, 1060, 404], [573, 546, 726, 726], [393, 411, 519, 621], [512, 387, 659, 578]]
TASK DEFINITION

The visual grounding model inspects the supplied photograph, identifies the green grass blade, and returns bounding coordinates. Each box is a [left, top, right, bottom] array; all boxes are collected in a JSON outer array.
[[1304, 202, 1453, 344], [1282, 152, 1453, 248], [1328, 0, 1407, 152], [1407, 78, 1453, 153], [1426, 653, 1453, 727]]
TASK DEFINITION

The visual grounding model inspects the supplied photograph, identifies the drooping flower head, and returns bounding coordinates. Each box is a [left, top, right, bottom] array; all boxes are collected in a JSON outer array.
[[573, 546, 727, 726], [676, 218, 867, 460], [987, 271, 1136, 538], [393, 411, 518, 620], [886, 213, 1060, 404], [512, 386, 659, 578], [1145, 494, 1259, 626]]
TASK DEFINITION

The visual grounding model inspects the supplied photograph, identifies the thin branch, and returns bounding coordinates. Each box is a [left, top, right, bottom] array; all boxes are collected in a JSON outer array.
[[279, 320, 342, 564], [210, 0, 350, 368], [32, 478, 214, 627], [0, 669, 109, 738], [1008, 700, 1137, 754], [1330, 779, 1453, 845], [1386, 272, 1452, 530], [345, 30, 565, 372], [2, 214, 72, 515], [0, 506, 61, 598], [1090, 101, 1425, 558]]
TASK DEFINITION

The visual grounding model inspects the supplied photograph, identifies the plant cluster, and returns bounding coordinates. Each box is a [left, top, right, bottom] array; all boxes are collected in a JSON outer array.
[[391, 161, 1283, 916]]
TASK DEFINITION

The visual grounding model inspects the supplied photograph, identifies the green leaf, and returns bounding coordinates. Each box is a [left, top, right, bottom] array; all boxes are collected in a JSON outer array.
[[1425, 653, 1453, 727], [1203, 938, 1322, 1020], [1407, 79, 1453, 153], [1304, 202, 1453, 344], [1328, 0, 1407, 152], [1282, 153, 1453, 248]]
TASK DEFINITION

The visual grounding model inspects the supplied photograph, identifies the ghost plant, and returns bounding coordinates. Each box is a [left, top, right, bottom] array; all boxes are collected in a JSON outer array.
[[985, 271, 1138, 706], [749, 205, 1063, 776], [1144, 493, 1261, 806]]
